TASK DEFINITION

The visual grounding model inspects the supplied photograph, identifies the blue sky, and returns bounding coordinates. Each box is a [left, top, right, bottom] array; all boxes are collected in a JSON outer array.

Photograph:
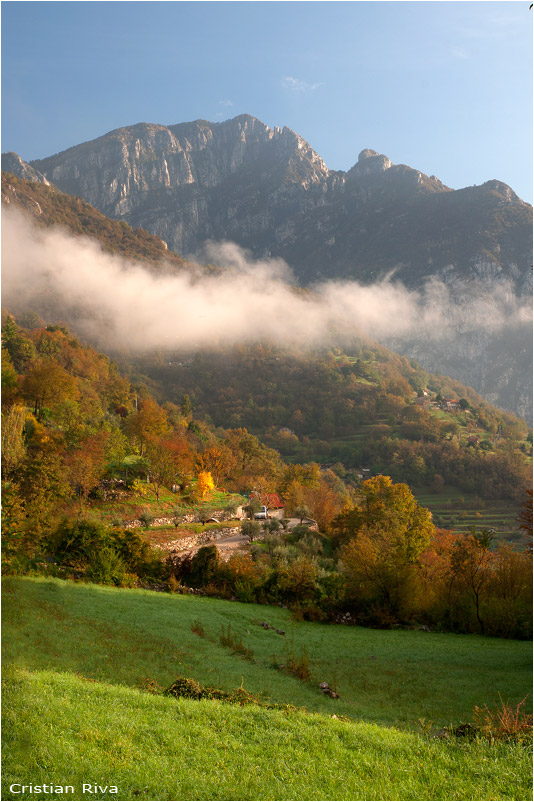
[[2, 1, 532, 201]]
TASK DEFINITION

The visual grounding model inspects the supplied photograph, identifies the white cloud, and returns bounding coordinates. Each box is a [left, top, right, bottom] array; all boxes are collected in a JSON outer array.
[[3, 208, 530, 356], [282, 76, 325, 93], [218, 99, 234, 107]]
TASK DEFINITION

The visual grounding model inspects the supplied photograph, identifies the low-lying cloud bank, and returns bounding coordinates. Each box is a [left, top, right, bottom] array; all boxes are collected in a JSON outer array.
[[2, 208, 531, 353]]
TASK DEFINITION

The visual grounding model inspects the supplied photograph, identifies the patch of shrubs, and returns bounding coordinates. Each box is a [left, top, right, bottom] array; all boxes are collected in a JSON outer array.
[[474, 695, 533, 743], [167, 534, 347, 620], [164, 677, 296, 712], [47, 519, 165, 586], [443, 697, 533, 744], [170, 545, 220, 587]]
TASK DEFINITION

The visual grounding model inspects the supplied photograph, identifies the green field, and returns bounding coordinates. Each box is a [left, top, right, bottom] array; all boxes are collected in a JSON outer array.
[[2, 577, 532, 801]]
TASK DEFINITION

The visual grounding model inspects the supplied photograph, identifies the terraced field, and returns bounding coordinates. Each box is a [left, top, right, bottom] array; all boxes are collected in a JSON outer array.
[[412, 487, 523, 544]]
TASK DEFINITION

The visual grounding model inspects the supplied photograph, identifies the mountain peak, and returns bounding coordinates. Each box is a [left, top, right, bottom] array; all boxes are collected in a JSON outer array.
[[349, 149, 392, 177], [358, 148, 380, 161]]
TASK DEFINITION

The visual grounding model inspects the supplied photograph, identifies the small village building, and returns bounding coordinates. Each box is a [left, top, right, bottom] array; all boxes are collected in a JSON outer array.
[[250, 491, 285, 519], [442, 398, 460, 411]]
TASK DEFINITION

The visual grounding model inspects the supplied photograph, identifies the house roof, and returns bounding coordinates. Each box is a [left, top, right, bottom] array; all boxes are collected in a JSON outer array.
[[252, 492, 285, 508]]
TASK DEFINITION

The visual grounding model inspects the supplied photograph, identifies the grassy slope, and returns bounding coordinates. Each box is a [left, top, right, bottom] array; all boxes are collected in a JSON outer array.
[[2, 577, 532, 801], [4, 671, 530, 802]]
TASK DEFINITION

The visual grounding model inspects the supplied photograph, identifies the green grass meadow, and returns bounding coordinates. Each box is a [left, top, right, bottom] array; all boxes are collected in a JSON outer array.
[[2, 576, 532, 801]]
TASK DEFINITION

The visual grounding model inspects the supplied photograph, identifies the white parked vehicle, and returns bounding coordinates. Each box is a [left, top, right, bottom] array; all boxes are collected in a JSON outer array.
[[254, 505, 268, 520]]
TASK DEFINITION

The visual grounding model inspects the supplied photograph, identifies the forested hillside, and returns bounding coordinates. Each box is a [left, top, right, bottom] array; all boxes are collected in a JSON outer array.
[[2, 314, 531, 638], [132, 341, 531, 503]]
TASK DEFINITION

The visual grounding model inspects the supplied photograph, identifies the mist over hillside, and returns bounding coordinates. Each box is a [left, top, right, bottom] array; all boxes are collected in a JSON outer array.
[[1, 205, 529, 357], [2, 188, 532, 420]]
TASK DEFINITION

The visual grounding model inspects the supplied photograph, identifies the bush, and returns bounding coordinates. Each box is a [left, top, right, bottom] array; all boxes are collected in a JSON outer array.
[[164, 677, 296, 711], [110, 528, 165, 581], [365, 605, 398, 630], [85, 547, 131, 587], [50, 519, 109, 566], [474, 695, 533, 742], [296, 533, 323, 557], [241, 520, 261, 541], [197, 507, 215, 526], [168, 552, 193, 583], [291, 602, 327, 622], [131, 479, 150, 498], [138, 510, 155, 529], [262, 518, 281, 535], [234, 579, 256, 603], [189, 545, 219, 587], [167, 575, 183, 593], [49, 519, 164, 583]]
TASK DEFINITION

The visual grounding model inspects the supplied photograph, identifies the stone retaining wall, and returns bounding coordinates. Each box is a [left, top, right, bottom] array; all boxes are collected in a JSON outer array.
[[154, 527, 241, 554], [125, 508, 242, 530]]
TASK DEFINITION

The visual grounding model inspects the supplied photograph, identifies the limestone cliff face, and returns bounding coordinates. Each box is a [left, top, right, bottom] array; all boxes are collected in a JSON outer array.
[[19, 115, 528, 296], [25, 115, 333, 257], [3, 114, 532, 418], [2, 152, 50, 185]]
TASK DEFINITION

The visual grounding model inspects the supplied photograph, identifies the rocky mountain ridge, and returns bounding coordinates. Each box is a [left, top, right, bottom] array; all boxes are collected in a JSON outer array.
[[4, 114, 529, 292], [2, 115, 532, 419]]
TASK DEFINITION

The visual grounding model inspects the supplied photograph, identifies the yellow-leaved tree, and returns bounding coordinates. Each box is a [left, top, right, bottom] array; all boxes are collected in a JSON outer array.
[[197, 470, 215, 499]]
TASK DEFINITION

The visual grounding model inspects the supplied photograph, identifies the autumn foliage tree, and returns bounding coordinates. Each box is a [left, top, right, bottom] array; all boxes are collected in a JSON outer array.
[[419, 527, 532, 637], [126, 398, 169, 455], [146, 435, 193, 502], [21, 358, 77, 420], [1, 405, 28, 478], [334, 475, 434, 618], [64, 432, 109, 508], [196, 470, 215, 500], [224, 428, 282, 492], [196, 443, 236, 486]]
